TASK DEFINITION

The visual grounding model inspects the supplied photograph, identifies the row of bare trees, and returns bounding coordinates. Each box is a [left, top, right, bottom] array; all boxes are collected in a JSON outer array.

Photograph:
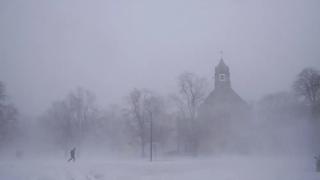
[[39, 72, 208, 157], [253, 67, 320, 154], [41, 87, 99, 150], [124, 89, 168, 159], [123, 72, 208, 158], [0, 82, 18, 149], [2, 67, 314, 157], [38, 67, 320, 156]]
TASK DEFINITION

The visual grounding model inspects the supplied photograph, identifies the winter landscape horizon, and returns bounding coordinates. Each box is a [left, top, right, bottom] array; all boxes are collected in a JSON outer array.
[[1, 0, 320, 179]]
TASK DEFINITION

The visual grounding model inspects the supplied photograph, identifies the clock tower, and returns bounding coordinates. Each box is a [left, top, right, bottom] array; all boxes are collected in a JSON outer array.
[[214, 58, 231, 89]]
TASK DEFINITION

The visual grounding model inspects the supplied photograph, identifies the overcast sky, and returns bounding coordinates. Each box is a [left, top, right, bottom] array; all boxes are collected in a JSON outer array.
[[0, 0, 320, 116]]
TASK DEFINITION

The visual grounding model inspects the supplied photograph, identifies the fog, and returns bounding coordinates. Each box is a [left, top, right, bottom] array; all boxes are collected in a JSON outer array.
[[0, 0, 320, 179], [1, 0, 319, 116]]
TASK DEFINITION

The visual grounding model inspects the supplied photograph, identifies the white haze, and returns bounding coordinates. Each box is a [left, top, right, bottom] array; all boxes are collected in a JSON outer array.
[[0, 0, 320, 180], [0, 0, 320, 116]]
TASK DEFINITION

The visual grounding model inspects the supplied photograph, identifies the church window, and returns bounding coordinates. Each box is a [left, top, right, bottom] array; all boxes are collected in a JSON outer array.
[[219, 74, 226, 81]]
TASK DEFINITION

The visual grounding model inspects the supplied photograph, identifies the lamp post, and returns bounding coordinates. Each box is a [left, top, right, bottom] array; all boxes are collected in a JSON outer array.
[[150, 112, 153, 162]]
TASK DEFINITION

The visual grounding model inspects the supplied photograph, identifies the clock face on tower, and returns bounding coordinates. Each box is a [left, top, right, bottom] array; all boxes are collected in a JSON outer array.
[[219, 74, 226, 81]]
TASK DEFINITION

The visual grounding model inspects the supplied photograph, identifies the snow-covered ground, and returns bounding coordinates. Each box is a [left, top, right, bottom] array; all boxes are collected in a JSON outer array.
[[0, 155, 319, 180]]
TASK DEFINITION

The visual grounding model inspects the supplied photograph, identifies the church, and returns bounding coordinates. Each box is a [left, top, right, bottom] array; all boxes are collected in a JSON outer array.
[[197, 58, 251, 154]]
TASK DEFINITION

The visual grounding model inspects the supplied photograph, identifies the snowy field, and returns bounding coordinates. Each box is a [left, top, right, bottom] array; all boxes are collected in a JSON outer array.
[[0, 155, 319, 180]]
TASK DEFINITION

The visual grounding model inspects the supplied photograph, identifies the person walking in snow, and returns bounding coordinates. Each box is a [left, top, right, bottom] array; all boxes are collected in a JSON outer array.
[[68, 147, 76, 162]]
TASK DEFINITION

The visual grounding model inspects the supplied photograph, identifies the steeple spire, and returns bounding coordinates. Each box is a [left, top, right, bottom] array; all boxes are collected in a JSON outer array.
[[214, 55, 231, 89], [219, 50, 224, 60]]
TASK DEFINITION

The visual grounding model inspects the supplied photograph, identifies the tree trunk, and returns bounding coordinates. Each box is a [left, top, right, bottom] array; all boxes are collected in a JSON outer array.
[[141, 139, 146, 158]]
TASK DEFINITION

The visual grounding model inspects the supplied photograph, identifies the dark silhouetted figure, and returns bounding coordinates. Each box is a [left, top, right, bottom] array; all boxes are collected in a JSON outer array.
[[315, 155, 320, 172], [68, 147, 76, 162]]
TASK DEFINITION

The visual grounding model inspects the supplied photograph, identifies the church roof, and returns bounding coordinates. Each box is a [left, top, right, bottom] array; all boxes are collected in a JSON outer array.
[[203, 87, 248, 108], [215, 58, 229, 72]]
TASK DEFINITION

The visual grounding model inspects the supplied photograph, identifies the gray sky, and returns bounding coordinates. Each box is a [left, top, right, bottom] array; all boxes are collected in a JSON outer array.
[[0, 0, 320, 116]]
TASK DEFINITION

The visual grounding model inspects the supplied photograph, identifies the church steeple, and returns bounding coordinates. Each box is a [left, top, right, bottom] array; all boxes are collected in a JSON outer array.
[[214, 58, 231, 89]]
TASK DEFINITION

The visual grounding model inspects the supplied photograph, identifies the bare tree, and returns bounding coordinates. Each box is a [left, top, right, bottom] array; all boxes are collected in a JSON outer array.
[[0, 81, 18, 147], [43, 100, 73, 149], [42, 87, 98, 149], [178, 72, 207, 121], [67, 87, 97, 141], [0, 82, 6, 101], [172, 72, 207, 155], [293, 68, 320, 152], [293, 68, 320, 118], [125, 89, 166, 159], [125, 89, 147, 157]]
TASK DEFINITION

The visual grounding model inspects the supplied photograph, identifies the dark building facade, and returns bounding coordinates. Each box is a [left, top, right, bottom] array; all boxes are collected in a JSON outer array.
[[198, 59, 251, 154]]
